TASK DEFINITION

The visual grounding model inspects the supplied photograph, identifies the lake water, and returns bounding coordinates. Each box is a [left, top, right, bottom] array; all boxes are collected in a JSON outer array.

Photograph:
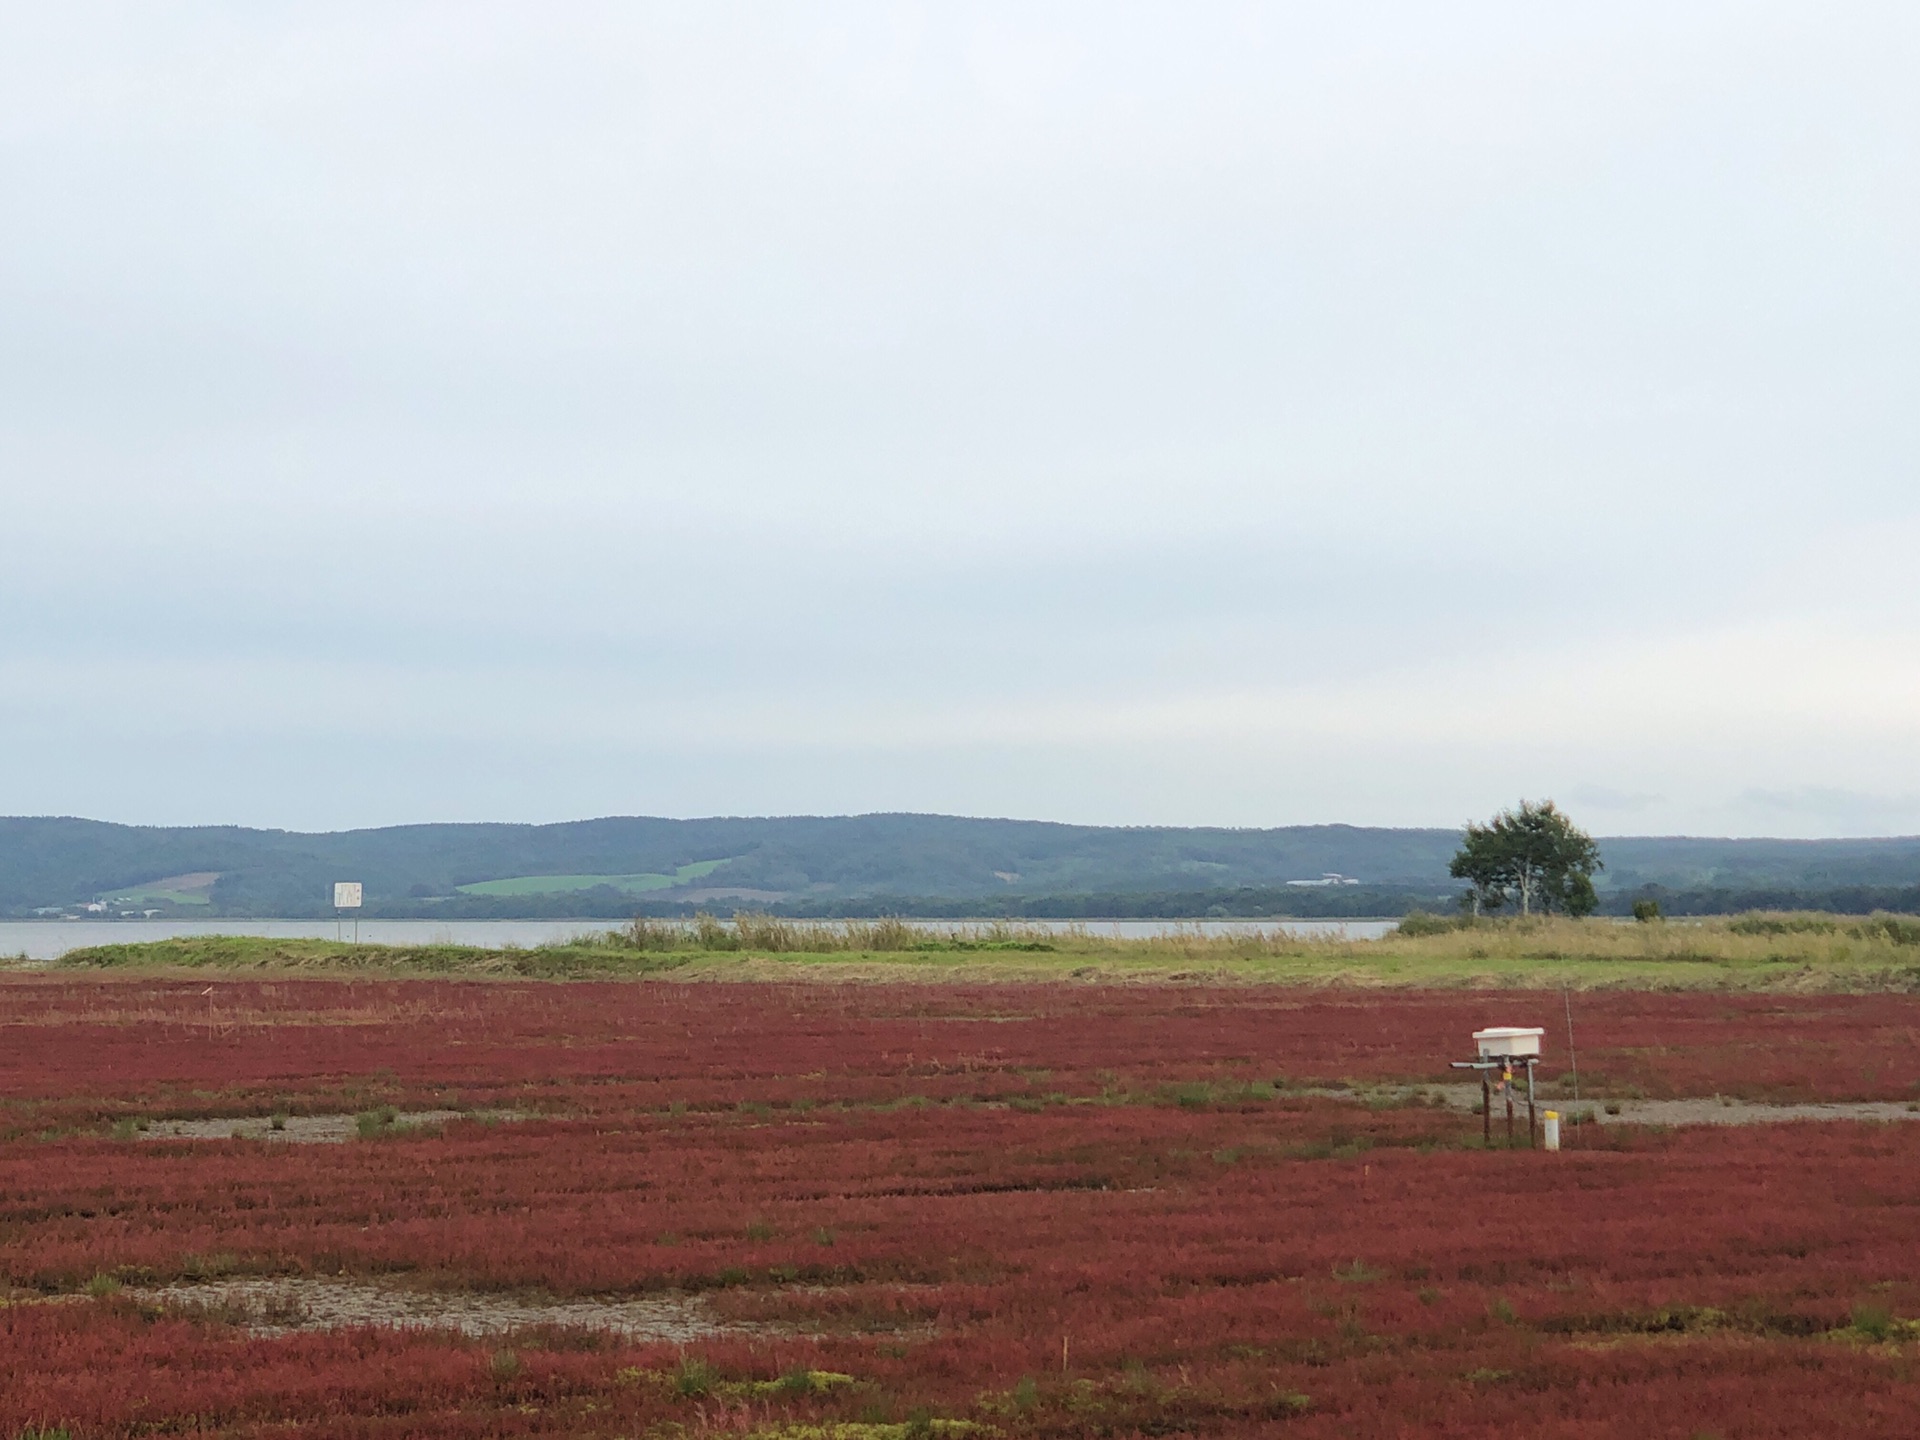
[[0, 916, 1399, 962]]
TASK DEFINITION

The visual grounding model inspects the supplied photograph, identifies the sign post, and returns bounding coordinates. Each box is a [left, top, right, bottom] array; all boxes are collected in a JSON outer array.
[[333, 882, 363, 944]]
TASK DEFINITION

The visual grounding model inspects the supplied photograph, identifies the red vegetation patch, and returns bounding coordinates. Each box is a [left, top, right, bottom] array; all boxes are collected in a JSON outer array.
[[4, 978, 1918, 1122], [3, 978, 1920, 1436]]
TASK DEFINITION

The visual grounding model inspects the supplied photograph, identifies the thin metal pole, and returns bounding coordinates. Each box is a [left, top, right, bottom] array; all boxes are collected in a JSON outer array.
[[1563, 988, 1580, 1105]]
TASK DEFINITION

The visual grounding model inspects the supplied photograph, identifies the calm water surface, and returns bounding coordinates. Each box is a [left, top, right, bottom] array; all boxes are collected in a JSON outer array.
[[0, 916, 1397, 962]]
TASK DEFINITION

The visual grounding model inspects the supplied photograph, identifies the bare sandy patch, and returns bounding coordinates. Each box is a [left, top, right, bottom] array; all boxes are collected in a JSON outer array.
[[1574, 1096, 1920, 1126], [131, 1276, 746, 1340], [1412, 1083, 1920, 1127], [138, 1110, 520, 1142]]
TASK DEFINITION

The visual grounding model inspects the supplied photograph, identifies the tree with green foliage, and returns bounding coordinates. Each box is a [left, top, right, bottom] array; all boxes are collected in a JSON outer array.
[[1450, 800, 1602, 917]]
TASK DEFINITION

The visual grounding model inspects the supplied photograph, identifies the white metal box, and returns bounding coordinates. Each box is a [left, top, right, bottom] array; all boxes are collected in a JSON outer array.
[[1473, 1026, 1544, 1058]]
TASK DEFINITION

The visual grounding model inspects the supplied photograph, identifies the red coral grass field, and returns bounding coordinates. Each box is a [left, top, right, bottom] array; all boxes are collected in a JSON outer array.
[[4, 976, 1920, 1437]]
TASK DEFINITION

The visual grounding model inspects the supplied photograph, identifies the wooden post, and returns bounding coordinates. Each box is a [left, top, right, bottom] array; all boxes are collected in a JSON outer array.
[[1482, 1073, 1491, 1144], [1527, 1060, 1537, 1148]]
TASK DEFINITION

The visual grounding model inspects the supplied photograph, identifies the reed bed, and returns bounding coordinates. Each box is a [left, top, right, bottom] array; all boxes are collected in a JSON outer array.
[[600, 913, 1073, 954], [49, 911, 1920, 990], [599, 910, 1920, 964], [540, 910, 1920, 991], [1365, 910, 1920, 967]]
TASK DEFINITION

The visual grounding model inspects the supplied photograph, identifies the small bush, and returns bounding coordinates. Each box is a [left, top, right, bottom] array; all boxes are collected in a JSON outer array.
[[1632, 898, 1663, 922], [180, 1251, 241, 1281], [766, 1367, 854, 1396], [674, 1356, 717, 1397], [613, 913, 1065, 954], [1729, 912, 1837, 936], [1395, 910, 1469, 937], [1852, 914, 1920, 947], [489, 1348, 522, 1382], [1851, 1302, 1895, 1341], [622, 916, 690, 950], [694, 913, 737, 951]]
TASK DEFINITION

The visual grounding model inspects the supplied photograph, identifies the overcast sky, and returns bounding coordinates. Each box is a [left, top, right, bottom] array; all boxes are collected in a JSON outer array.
[[4, 3, 1919, 837]]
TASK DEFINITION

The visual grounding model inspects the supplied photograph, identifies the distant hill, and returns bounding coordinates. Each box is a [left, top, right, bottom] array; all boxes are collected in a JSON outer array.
[[3, 814, 1919, 919], [0, 814, 1460, 917]]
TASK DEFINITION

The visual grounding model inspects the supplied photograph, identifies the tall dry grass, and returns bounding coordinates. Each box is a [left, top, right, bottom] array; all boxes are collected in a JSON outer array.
[[605, 913, 1072, 954], [594, 910, 1920, 968], [1357, 911, 1920, 968]]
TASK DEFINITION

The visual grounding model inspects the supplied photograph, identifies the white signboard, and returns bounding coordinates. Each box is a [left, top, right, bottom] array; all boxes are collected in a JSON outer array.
[[333, 882, 364, 909]]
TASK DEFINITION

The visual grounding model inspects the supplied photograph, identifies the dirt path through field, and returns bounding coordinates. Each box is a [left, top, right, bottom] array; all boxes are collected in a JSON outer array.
[[1419, 1084, 1920, 1126], [133, 1095, 1920, 1143], [137, 1111, 521, 1142], [128, 1277, 746, 1339]]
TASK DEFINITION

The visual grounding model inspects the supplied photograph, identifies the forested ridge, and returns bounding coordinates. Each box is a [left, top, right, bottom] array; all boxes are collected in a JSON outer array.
[[4, 814, 1920, 918]]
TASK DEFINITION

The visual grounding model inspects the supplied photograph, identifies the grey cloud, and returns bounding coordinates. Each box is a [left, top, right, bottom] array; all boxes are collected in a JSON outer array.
[[4, 3, 1920, 833]]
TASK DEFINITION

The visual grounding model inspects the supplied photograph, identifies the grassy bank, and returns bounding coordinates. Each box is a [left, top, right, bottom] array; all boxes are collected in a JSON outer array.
[[43, 912, 1920, 990]]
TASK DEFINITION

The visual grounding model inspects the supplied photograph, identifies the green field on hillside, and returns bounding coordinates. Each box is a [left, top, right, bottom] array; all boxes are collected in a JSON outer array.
[[102, 871, 218, 907], [103, 887, 211, 907], [455, 859, 729, 897]]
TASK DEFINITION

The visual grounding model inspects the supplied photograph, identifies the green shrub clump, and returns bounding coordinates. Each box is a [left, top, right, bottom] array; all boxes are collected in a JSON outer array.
[[1394, 910, 1471, 937]]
